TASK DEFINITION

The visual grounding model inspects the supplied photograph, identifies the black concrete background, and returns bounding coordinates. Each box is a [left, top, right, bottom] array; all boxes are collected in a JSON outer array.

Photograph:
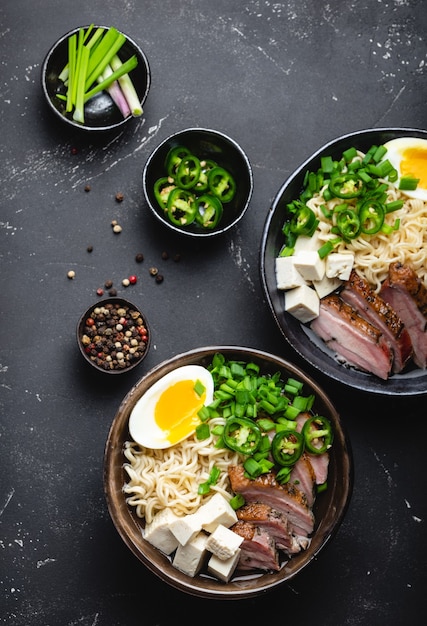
[[1, 1, 426, 624]]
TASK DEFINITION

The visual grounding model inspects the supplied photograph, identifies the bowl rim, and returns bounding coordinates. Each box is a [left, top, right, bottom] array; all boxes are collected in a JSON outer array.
[[260, 126, 427, 396], [103, 345, 353, 598], [76, 296, 151, 374], [41, 24, 151, 132], [142, 127, 254, 238]]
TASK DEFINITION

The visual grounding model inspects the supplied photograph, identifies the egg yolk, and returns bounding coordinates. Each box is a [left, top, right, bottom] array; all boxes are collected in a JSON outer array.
[[400, 146, 427, 188], [154, 379, 206, 444]]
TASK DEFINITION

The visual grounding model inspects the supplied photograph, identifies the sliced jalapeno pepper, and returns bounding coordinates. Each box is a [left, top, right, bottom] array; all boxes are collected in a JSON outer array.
[[302, 415, 333, 455], [223, 416, 261, 455], [194, 159, 217, 193], [359, 200, 385, 235], [335, 208, 360, 240], [176, 154, 201, 190], [290, 204, 317, 235], [165, 145, 191, 178], [208, 166, 236, 203], [328, 173, 364, 199], [271, 429, 304, 467], [167, 187, 197, 226], [154, 177, 176, 210], [195, 194, 223, 229]]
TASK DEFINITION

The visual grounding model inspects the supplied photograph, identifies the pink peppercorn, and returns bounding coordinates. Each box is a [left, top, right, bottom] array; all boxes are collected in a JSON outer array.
[[129, 275, 137, 285]]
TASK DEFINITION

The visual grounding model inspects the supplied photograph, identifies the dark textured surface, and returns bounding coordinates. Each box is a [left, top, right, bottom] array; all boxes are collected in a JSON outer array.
[[1, 1, 426, 624]]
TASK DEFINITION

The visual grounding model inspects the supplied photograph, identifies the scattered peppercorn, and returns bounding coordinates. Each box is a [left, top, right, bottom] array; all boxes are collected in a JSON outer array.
[[105, 279, 113, 289], [115, 192, 124, 202], [87, 245, 93, 253], [109, 288, 117, 296], [161, 251, 169, 260], [71, 147, 78, 155], [155, 274, 164, 283], [67, 270, 76, 279], [96, 288, 104, 296], [113, 224, 122, 233], [149, 267, 158, 276], [84, 185, 91, 192], [79, 302, 149, 371], [122, 278, 130, 287], [135, 253, 144, 263], [129, 275, 137, 285]]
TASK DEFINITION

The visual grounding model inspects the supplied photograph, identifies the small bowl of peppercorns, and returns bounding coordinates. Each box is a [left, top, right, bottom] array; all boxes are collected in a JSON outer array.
[[77, 297, 150, 374]]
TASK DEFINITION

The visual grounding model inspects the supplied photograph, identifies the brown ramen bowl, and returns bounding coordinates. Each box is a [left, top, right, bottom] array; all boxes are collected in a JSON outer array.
[[104, 346, 353, 599]]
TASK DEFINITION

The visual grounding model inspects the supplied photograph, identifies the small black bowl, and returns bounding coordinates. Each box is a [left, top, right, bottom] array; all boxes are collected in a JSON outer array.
[[41, 25, 151, 132], [77, 297, 151, 374], [142, 128, 254, 237]]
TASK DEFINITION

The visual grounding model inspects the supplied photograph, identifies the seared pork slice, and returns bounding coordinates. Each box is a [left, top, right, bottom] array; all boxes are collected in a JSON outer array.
[[228, 465, 314, 536], [380, 262, 427, 369], [236, 502, 301, 555], [231, 521, 280, 571], [289, 454, 316, 506], [341, 270, 413, 373], [310, 294, 393, 380]]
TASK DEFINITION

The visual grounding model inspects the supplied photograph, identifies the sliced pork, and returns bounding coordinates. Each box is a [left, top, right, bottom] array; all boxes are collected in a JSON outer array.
[[310, 293, 393, 380], [232, 521, 280, 571], [341, 269, 413, 373], [289, 454, 316, 506], [228, 464, 314, 536], [236, 502, 301, 555], [380, 262, 427, 369]]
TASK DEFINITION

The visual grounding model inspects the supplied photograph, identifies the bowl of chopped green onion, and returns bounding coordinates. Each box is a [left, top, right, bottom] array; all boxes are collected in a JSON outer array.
[[142, 128, 254, 237], [41, 24, 151, 132]]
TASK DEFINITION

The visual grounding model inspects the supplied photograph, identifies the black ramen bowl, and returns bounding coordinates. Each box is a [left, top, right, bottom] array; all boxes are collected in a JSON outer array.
[[260, 127, 427, 396], [104, 345, 353, 599], [41, 25, 151, 132], [142, 128, 254, 238]]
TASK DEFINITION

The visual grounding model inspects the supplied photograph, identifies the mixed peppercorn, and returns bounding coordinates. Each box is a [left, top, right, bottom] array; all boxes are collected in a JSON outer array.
[[80, 302, 149, 371]]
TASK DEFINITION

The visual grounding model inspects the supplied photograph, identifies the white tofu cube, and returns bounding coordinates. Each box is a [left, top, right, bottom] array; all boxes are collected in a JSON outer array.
[[143, 508, 180, 555], [312, 274, 342, 299], [293, 250, 325, 282], [325, 253, 354, 281], [293, 233, 322, 254], [275, 256, 306, 290], [207, 549, 241, 583], [197, 493, 238, 534], [285, 284, 320, 323], [172, 532, 209, 577], [170, 512, 202, 546], [206, 524, 244, 560]]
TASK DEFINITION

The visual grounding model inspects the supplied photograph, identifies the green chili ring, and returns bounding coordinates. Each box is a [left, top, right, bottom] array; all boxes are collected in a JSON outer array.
[[335, 208, 360, 240], [302, 416, 333, 455], [195, 194, 223, 229], [166, 188, 197, 226], [328, 173, 364, 199], [208, 166, 236, 203], [271, 429, 304, 467], [359, 200, 385, 235], [223, 416, 261, 455], [290, 204, 317, 235], [176, 154, 202, 190]]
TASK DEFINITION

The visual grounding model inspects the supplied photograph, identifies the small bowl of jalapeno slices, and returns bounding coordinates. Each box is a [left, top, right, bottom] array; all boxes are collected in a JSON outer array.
[[142, 128, 254, 237]]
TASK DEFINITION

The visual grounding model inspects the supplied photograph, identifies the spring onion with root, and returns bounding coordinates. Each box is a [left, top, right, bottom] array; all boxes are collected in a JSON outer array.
[[57, 25, 142, 124]]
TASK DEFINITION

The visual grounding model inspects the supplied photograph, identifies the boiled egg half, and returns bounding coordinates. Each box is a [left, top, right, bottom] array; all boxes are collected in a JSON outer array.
[[383, 136, 427, 201], [128, 365, 215, 449]]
